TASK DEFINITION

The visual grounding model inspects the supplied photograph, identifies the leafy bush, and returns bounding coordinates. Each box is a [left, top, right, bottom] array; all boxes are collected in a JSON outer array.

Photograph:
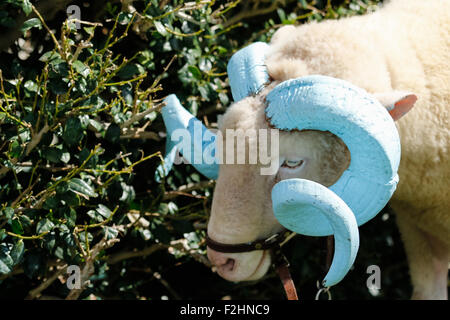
[[0, 0, 411, 300]]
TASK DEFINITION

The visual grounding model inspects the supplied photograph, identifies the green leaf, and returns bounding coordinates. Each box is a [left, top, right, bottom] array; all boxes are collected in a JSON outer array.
[[42, 147, 63, 163], [63, 117, 84, 147], [60, 190, 80, 207], [0, 257, 12, 274], [277, 8, 287, 23], [102, 226, 118, 240], [19, 215, 32, 229], [21, 18, 42, 34], [105, 123, 121, 144], [43, 232, 56, 252], [68, 178, 98, 198], [72, 60, 90, 78], [119, 182, 135, 203], [96, 204, 112, 219], [0, 229, 6, 241], [219, 92, 229, 105], [11, 219, 24, 235], [158, 203, 169, 215], [64, 208, 77, 228], [39, 51, 60, 63], [10, 140, 22, 158], [83, 26, 95, 36], [79, 231, 93, 244], [24, 80, 38, 95], [10, 240, 25, 264], [36, 218, 54, 234], [198, 85, 210, 100], [1, 207, 14, 219], [49, 59, 69, 78], [118, 12, 133, 25], [54, 246, 64, 260], [154, 21, 168, 36], [116, 64, 145, 79], [61, 152, 70, 164], [86, 210, 104, 222], [21, 0, 32, 15], [43, 196, 59, 210], [48, 77, 70, 94], [167, 202, 178, 214], [78, 148, 98, 167], [88, 119, 103, 132], [0, 244, 13, 274], [188, 65, 202, 80]]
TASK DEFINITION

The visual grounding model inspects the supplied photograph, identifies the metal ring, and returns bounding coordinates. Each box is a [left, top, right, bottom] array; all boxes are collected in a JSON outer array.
[[315, 280, 332, 300]]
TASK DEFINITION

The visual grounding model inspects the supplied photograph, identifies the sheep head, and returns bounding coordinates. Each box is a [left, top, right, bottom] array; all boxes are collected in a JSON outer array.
[[157, 42, 417, 287]]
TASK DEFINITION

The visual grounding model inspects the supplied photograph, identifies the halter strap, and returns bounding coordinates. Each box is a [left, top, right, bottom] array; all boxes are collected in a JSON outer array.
[[205, 230, 291, 253], [272, 248, 299, 300]]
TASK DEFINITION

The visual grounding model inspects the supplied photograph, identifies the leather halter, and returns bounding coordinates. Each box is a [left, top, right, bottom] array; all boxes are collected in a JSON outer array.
[[205, 230, 291, 253], [205, 231, 299, 300]]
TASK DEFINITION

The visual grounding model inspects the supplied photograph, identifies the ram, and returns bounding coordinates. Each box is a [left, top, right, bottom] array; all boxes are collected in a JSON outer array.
[[160, 0, 449, 300]]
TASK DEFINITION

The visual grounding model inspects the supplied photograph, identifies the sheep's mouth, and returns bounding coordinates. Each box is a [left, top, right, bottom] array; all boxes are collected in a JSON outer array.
[[242, 250, 270, 281]]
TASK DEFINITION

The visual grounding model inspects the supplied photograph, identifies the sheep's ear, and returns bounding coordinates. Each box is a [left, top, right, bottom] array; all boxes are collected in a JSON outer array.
[[373, 91, 417, 121]]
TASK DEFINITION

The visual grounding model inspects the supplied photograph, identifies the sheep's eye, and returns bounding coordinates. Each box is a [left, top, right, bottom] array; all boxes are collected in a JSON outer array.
[[282, 159, 304, 169]]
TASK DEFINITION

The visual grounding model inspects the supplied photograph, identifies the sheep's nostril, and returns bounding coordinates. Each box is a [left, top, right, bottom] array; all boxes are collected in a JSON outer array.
[[221, 258, 235, 272], [207, 248, 236, 273]]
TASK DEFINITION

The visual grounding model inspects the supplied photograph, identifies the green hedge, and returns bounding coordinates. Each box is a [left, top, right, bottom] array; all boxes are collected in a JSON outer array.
[[0, 0, 411, 300]]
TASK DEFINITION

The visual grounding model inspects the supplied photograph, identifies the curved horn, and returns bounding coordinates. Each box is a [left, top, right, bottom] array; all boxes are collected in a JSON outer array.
[[156, 94, 219, 181], [266, 75, 401, 234], [157, 42, 270, 180], [227, 42, 270, 102], [272, 179, 359, 287]]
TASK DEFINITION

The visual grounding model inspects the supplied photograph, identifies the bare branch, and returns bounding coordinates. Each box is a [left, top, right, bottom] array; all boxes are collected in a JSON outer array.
[[106, 243, 168, 265], [26, 124, 50, 156], [163, 181, 215, 200], [120, 128, 161, 141], [25, 264, 68, 300], [222, 0, 291, 28]]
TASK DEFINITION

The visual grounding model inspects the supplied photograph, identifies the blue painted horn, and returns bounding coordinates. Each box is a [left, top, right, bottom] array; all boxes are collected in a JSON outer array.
[[155, 94, 219, 181], [266, 75, 400, 286], [227, 42, 270, 102]]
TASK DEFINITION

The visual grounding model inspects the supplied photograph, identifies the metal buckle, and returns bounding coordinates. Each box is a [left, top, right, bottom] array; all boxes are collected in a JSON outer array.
[[264, 233, 280, 244]]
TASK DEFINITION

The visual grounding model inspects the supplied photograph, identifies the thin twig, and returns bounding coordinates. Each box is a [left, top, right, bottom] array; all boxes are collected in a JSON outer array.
[[25, 264, 68, 300], [222, 0, 288, 28], [163, 181, 215, 200], [31, 5, 63, 56], [106, 243, 168, 265], [120, 102, 165, 129]]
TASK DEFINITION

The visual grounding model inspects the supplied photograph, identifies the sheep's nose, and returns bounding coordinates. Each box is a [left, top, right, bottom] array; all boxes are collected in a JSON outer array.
[[207, 248, 236, 273]]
